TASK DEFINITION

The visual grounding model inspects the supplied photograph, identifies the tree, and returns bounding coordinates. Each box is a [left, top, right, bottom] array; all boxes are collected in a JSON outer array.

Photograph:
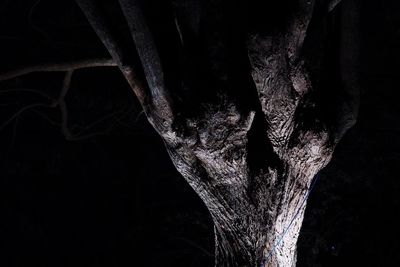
[[1, 0, 360, 266]]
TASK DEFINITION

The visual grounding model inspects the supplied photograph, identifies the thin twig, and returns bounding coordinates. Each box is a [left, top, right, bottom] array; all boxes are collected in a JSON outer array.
[[58, 70, 74, 139], [0, 103, 49, 131], [0, 88, 54, 100], [28, 0, 52, 40], [68, 130, 111, 141], [0, 58, 117, 82], [0, 57, 128, 141], [32, 109, 60, 127], [80, 108, 125, 131]]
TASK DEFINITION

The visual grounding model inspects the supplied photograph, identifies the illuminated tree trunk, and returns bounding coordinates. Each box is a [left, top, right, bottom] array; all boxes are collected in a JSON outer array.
[[76, 0, 359, 265]]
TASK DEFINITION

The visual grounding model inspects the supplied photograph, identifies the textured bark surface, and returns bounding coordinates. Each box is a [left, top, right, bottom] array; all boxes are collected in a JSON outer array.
[[76, 0, 359, 266]]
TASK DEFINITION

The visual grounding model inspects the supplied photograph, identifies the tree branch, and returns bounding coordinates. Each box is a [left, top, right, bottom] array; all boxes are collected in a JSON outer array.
[[333, 0, 360, 141], [75, 0, 150, 113], [76, 0, 176, 135], [0, 58, 117, 81], [0, 59, 125, 141], [118, 0, 172, 109], [286, 0, 316, 61], [329, 0, 342, 12]]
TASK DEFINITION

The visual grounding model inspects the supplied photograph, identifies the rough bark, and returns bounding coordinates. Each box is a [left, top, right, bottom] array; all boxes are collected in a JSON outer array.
[[76, 0, 359, 266]]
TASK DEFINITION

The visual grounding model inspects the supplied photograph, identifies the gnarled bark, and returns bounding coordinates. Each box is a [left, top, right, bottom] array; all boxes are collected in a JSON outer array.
[[76, 0, 359, 266]]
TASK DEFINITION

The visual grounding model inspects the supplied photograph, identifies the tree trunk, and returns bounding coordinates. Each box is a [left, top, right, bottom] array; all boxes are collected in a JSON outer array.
[[212, 171, 316, 267], [76, 0, 359, 266], [165, 124, 331, 267]]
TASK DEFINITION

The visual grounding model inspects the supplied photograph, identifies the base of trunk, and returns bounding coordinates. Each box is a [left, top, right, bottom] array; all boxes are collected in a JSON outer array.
[[214, 231, 298, 267], [213, 203, 308, 267]]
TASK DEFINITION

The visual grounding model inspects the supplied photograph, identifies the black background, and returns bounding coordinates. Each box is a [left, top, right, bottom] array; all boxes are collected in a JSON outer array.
[[0, 1, 399, 266]]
